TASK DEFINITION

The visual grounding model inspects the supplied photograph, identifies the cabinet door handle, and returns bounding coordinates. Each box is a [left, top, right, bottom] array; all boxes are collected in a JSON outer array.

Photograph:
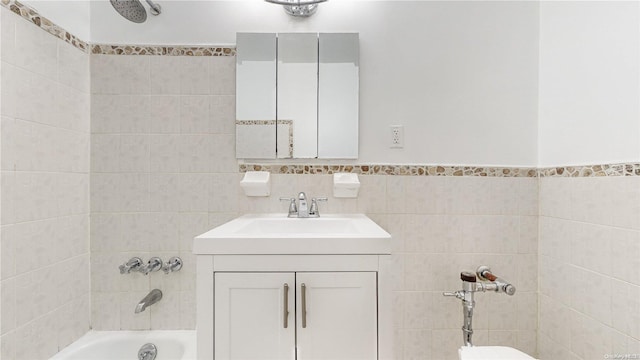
[[283, 283, 289, 328], [301, 283, 307, 328]]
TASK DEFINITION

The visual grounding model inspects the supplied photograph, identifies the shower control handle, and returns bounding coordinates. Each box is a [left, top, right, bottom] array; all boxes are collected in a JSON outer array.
[[119, 257, 143, 274], [139, 257, 163, 275], [162, 257, 183, 274]]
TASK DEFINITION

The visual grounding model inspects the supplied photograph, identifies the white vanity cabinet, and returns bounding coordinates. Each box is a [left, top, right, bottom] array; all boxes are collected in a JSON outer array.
[[213, 272, 295, 360], [294, 272, 377, 359], [214, 271, 377, 360], [193, 214, 392, 360]]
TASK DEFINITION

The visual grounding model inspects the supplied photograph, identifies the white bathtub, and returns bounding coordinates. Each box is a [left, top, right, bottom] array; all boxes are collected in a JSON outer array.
[[49, 330, 196, 360]]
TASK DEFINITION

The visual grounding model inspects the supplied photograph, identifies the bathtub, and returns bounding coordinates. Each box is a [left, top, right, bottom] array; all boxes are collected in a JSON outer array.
[[49, 330, 196, 360]]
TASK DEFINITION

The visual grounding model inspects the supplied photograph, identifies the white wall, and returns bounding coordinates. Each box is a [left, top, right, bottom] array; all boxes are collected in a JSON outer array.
[[90, 0, 540, 167], [538, 1, 640, 167]]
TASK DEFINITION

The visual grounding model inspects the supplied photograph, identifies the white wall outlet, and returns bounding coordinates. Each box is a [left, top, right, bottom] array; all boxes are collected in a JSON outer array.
[[390, 125, 404, 148]]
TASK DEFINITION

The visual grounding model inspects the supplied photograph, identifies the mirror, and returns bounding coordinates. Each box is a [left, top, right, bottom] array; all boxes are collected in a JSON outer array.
[[236, 32, 359, 159], [318, 33, 359, 158], [235, 33, 277, 159]]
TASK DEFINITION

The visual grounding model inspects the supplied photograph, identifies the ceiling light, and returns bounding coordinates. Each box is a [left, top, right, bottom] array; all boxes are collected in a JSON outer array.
[[265, 0, 327, 17]]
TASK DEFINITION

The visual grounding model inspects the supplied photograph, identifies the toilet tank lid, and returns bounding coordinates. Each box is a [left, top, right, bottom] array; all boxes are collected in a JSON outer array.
[[458, 346, 536, 360]]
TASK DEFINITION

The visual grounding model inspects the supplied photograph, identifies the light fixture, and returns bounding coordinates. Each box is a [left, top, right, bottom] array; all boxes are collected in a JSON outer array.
[[265, 0, 327, 17]]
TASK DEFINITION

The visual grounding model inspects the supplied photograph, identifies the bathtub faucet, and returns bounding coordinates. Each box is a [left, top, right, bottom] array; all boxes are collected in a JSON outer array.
[[135, 289, 162, 313]]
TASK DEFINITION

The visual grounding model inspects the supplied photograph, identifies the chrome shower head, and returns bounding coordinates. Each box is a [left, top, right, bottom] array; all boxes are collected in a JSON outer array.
[[110, 0, 161, 23]]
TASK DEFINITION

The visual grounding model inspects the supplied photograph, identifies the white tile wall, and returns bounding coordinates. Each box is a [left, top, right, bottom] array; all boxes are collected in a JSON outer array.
[[0, 7, 91, 360], [89, 53, 538, 359], [538, 176, 640, 360], [90, 54, 236, 331]]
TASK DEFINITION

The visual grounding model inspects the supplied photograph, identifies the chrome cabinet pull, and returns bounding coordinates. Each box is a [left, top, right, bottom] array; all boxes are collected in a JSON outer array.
[[283, 283, 289, 328], [301, 283, 307, 328]]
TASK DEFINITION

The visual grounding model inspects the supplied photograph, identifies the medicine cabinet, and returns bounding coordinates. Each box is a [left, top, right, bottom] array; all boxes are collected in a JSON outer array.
[[235, 32, 359, 159]]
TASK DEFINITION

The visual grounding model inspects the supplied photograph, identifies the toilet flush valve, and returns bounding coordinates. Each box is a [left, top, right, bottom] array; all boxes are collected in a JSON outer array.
[[443, 267, 517, 347], [476, 266, 516, 296]]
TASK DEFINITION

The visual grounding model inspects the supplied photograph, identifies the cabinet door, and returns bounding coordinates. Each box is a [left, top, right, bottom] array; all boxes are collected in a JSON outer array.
[[296, 272, 377, 360], [214, 272, 295, 360]]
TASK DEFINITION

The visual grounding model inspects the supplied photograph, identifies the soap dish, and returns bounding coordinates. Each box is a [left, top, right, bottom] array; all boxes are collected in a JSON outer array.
[[240, 171, 271, 197], [333, 173, 360, 198]]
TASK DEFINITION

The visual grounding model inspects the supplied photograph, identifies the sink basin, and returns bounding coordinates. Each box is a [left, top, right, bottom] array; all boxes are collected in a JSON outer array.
[[193, 214, 391, 255]]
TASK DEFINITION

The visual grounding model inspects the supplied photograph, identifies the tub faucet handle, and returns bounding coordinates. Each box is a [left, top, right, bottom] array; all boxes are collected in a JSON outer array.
[[139, 257, 163, 275], [119, 257, 143, 274], [162, 256, 183, 274]]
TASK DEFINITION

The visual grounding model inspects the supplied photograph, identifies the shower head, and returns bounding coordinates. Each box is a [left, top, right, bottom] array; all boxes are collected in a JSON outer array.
[[110, 0, 161, 23]]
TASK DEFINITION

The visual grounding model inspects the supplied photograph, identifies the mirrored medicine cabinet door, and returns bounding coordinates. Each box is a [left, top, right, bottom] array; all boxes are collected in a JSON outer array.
[[235, 32, 359, 159]]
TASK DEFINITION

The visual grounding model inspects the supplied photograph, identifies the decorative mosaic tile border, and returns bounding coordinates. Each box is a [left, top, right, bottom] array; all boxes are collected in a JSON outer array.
[[538, 163, 640, 177], [240, 163, 640, 177], [240, 164, 539, 177], [236, 120, 294, 158], [277, 120, 294, 159], [91, 44, 236, 56], [1, 0, 89, 53]]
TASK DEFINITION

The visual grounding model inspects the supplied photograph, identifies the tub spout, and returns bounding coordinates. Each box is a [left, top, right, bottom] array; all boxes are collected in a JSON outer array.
[[135, 289, 162, 314]]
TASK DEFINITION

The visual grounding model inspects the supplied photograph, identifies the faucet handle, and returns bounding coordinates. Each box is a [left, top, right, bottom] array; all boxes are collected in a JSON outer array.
[[309, 197, 328, 217], [162, 256, 183, 274], [443, 291, 464, 300], [280, 197, 297, 217], [139, 257, 163, 275], [119, 257, 143, 274]]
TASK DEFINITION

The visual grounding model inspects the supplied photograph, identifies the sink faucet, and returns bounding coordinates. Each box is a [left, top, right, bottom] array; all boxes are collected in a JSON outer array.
[[280, 192, 328, 218], [297, 192, 309, 217], [135, 289, 162, 314]]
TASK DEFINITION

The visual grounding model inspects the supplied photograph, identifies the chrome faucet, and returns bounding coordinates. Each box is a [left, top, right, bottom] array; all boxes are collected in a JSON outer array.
[[297, 192, 309, 217], [162, 257, 183, 274], [119, 257, 143, 274], [135, 289, 162, 313], [138, 257, 163, 275], [280, 192, 328, 218], [138, 343, 157, 360], [443, 266, 516, 346]]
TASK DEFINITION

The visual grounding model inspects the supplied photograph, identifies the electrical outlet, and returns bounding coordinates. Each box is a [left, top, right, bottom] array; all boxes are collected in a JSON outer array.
[[390, 125, 404, 148]]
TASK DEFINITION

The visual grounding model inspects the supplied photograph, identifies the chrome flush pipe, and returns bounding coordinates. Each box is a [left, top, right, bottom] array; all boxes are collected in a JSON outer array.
[[443, 272, 478, 346]]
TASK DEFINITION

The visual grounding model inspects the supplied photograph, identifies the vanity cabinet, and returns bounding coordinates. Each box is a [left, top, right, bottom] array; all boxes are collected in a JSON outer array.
[[193, 214, 392, 360], [196, 255, 391, 360], [214, 272, 377, 360]]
